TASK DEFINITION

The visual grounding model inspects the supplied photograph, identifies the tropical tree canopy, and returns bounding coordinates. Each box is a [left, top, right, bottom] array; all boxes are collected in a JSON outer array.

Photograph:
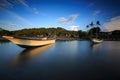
[[96, 21, 100, 26]]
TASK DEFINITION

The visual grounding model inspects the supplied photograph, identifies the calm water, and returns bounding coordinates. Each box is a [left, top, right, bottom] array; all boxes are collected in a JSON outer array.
[[0, 41, 120, 80]]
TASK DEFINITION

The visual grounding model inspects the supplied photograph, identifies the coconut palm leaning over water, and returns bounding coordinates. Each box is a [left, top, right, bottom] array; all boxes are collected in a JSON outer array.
[[86, 21, 103, 44]]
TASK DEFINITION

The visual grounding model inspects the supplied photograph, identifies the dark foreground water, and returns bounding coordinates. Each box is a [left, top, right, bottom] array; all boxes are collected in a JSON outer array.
[[0, 41, 120, 80]]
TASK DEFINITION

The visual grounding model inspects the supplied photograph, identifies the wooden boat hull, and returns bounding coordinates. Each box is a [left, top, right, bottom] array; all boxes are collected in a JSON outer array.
[[17, 44, 53, 48], [92, 38, 103, 44], [2, 36, 55, 48]]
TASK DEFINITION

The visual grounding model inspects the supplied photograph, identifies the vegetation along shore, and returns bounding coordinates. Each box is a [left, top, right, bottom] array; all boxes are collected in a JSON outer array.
[[0, 26, 120, 41]]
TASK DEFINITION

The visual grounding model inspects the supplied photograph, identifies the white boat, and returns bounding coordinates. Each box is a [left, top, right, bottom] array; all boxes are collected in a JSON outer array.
[[92, 38, 103, 44], [2, 36, 55, 48]]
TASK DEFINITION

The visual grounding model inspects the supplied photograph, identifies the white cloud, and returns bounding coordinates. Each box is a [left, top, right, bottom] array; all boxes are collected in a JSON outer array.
[[9, 23, 17, 27], [14, 15, 32, 25], [71, 26, 79, 31], [93, 10, 101, 16], [0, 0, 40, 15], [16, 0, 29, 8], [0, 21, 23, 31], [5, 9, 32, 25], [0, 0, 13, 9], [16, 0, 40, 15], [8, 23, 22, 30], [58, 17, 67, 23], [58, 14, 79, 24], [88, 2, 95, 7], [104, 16, 120, 31], [33, 8, 39, 14]]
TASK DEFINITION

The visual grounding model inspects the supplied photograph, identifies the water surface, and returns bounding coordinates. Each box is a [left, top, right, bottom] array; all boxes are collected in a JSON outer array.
[[0, 41, 120, 80]]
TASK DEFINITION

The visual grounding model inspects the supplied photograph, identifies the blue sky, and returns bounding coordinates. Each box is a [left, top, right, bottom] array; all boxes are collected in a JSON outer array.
[[0, 0, 120, 31]]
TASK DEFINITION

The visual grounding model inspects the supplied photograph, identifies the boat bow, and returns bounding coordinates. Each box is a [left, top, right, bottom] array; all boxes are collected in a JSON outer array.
[[2, 36, 55, 48]]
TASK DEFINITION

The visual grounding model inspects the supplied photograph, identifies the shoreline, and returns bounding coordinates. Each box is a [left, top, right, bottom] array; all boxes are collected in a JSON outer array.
[[1, 37, 120, 42]]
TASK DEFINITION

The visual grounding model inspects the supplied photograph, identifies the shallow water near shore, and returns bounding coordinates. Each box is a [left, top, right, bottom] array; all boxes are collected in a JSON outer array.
[[0, 41, 120, 80]]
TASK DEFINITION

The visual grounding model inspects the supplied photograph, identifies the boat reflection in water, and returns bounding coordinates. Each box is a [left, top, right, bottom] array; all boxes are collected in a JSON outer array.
[[90, 43, 102, 53], [11, 44, 54, 67], [0, 41, 10, 44]]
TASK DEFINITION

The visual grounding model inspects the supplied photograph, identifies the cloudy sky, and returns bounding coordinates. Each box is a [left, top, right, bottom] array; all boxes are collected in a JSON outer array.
[[0, 0, 120, 31]]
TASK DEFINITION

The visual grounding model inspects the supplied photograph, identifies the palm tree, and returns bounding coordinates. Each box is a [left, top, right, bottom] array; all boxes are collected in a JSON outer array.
[[86, 25, 89, 28], [86, 25, 90, 37], [89, 22, 94, 37], [96, 21, 101, 38], [89, 21, 94, 28], [86, 21, 101, 39], [96, 21, 100, 26]]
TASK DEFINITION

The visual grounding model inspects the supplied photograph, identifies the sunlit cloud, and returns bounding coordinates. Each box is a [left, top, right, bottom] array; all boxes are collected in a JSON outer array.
[[58, 14, 79, 24], [104, 16, 120, 31], [71, 25, 79, 31], [58, 17, 67, 23]]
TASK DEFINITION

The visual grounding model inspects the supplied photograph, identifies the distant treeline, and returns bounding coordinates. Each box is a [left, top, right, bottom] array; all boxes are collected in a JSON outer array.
[[0, 27, 87, 39], [0, 27, 120, 40]]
